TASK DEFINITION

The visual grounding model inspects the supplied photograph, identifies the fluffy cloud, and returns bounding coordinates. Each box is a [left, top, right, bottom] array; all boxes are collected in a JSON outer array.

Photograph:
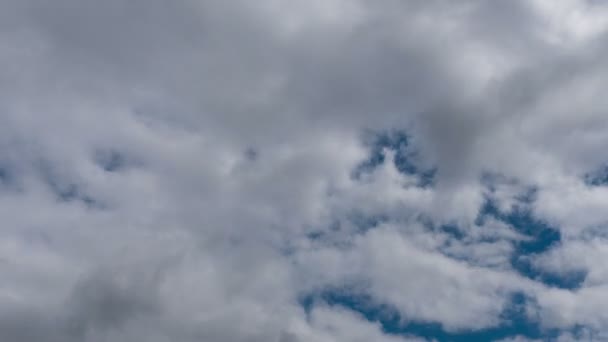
[[1, 0, 608, 341]]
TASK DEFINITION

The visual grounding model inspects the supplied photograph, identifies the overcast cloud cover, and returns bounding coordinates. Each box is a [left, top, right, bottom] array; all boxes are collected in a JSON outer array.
[[2, 0, 608, 341]]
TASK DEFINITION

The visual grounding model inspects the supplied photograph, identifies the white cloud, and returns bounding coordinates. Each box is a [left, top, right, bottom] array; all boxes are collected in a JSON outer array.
[[1, 0, 608, 340]]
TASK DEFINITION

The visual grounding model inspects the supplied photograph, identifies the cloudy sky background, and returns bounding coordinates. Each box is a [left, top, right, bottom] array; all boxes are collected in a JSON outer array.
[[2, 0, 608, 341]]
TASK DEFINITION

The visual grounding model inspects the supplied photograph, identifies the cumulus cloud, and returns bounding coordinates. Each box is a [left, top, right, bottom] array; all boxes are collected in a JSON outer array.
[[1, 0, 608, 341]]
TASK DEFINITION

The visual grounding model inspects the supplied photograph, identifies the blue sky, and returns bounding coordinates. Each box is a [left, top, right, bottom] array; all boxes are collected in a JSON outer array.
[[2, 1, 608, 341]]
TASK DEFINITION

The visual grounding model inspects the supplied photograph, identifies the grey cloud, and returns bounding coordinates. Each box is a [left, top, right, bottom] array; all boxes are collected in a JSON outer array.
[[65, 269, 161, 338], [2, 0, 608, 341]]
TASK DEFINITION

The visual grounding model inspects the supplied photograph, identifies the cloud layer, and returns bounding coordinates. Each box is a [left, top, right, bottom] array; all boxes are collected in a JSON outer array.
[[2, 0, 608, 341]]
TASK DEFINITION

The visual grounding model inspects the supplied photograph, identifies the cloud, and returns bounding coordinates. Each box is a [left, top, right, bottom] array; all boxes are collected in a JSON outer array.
[[1, 0, 608, 341]]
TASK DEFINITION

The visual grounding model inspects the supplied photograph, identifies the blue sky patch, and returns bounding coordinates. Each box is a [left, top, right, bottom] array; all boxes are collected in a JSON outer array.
[[584, 164, 608, 186], [353, 130, 436, 187], [300, 289, 560, 342], [477, 198, 585, 289], [38, 161, 100, 208]]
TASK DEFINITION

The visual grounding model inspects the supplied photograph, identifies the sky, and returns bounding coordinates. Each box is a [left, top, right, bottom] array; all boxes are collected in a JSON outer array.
[[1, 0, 608, 341]]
